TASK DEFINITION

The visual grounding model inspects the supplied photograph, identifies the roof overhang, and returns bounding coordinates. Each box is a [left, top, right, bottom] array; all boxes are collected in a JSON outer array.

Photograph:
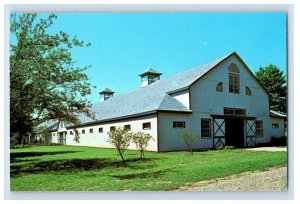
[[270, 110, 286, 118], [211, 114, 256, 120], [67, 110, 158, 129]]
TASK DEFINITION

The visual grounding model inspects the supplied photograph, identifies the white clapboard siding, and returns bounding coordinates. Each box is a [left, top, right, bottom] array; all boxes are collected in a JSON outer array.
[[63, 114, 158, 151]]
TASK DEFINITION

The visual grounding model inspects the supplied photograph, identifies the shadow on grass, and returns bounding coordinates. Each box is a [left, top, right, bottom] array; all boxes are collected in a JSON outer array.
[[10, 157, 160, 178], [111, 169, 171, 180], [10, 151, 81, 159]]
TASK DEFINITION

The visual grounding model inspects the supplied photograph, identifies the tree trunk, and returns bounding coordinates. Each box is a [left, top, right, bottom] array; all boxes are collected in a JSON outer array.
[[117, 148, 126, 167]]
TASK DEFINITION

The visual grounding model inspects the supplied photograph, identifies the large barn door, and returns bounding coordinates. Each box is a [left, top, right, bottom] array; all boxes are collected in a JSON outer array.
[[246, 120, 256, 147], [213, 118, 225, 148]]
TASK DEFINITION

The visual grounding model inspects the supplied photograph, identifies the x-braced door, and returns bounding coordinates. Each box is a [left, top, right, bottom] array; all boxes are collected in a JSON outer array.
[[246, 120, 256, 147], [213, 118, 225, 148]]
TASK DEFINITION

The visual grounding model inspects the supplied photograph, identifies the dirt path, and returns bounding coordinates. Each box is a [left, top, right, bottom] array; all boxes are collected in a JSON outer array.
[[177, 166, 287, 191]]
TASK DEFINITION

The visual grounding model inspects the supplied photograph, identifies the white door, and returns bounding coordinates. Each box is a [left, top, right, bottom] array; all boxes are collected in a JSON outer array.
[[246, 120, 256, 147]]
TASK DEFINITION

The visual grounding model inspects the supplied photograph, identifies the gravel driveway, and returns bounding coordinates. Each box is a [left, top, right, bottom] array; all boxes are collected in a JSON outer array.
[[177, 166, 287, 191], [245, 147, 287, 152]]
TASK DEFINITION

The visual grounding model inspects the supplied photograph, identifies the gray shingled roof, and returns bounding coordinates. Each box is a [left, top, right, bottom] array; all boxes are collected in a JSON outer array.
[[33, 119, 59, 133], [75, 52, 232, 125], [99, 88, 115, 94], [139, 68, 162, 76]]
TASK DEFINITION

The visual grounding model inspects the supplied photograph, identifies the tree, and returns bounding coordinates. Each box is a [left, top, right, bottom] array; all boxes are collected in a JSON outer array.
[[40, 128, 52, 144], [255, 64, 287, 113], [180, 131, 196, 155], [107, 127, 131, 167], [10, 13, 94, 142], [130, 132, 153, 159]]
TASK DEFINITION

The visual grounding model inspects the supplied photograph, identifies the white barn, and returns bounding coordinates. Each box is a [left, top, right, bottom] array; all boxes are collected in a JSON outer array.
[[37, 52, 285, 152]]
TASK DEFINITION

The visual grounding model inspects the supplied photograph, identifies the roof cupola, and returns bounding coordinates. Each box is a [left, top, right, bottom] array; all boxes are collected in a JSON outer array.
[[99, 88, 115, 102], [139, 68, 162, 87]]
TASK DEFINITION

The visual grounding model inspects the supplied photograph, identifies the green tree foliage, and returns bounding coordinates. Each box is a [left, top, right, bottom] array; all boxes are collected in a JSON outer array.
[[180, 131, 196, 155], [40, 128, 52, 144], [255, 64, 287, 113], [107, 127, 131, 167], [10, 13, 94, 140], [130, 132, 153, 159]]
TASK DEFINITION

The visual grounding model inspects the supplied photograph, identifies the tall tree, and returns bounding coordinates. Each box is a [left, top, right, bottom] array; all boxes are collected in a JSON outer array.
[[10, 13, 94, 140], [255, 64, 287, 113]]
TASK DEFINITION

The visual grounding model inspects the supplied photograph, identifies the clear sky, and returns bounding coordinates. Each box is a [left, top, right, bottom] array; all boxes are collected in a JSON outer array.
[[46, 12, 286, 104]]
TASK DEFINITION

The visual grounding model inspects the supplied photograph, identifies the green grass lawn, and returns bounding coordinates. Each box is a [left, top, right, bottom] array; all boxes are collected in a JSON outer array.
[[10, 145, 287, 191]]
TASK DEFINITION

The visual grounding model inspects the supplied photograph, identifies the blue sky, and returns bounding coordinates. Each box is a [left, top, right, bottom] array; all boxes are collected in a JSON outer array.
[[44, 12, 286, 103]]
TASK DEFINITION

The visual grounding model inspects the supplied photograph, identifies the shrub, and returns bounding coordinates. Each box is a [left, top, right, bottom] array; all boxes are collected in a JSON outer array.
[[107, 127, 131, 167], [224, 146, 236, 150], [180, 131, 196, 155], [130, 132, 153, 159], [10, 132, 21, 147]]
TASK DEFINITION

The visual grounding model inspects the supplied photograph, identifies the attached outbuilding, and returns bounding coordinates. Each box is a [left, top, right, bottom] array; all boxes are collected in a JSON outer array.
[[40, 52, 286, 151]]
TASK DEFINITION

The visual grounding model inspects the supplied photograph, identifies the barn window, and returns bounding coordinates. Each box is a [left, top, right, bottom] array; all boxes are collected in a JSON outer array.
[[173, 121, 186, 128], [82, 129, 85, 134], [272, 123, 279, 129], [216, 82, 223, 92], [224, 108, 246, 116], [201, 119, 211, 138], [89, 128, 93, 133], [53, 133, 55, 136], [99, 127, 103, 133], [124, 125, 131, 131], [256, 120, 263, 137], [228, 63, 240, 94], [143, 122, 151, 130], [246, 86, 252, 95], [110, 126, 116, 132], [70, 131, 73, 135]]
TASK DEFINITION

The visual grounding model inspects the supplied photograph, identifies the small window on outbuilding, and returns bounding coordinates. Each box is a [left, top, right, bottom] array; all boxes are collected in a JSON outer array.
[[70, 131, 73, 135], [53, 133, 56, 136], [110, 126, 116, 132], [143, 122, 151, 130], [99, 127, 103, 133], [272, 123, 279, 129], [89, 128, 93, 133], [216, 82, 223, 92], [246, 86, 252, 95], [124, 125, 131, 131], [82, 129, 85, 134], [173, 121, 186, 128]]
